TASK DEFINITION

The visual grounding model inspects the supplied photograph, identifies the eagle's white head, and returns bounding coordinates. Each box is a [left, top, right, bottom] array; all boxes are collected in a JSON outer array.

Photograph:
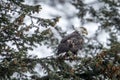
[[75, 27, 88, 35]]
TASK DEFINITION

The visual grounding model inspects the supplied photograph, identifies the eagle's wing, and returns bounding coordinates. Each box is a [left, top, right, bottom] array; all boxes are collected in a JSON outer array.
[[68, 33, 84, 54], [57, 31, 84, 55], [61, 31, 79, 43]]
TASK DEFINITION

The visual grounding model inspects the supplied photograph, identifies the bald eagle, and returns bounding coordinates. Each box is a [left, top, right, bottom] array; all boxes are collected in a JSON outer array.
[[57, 27, 88, 56]]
